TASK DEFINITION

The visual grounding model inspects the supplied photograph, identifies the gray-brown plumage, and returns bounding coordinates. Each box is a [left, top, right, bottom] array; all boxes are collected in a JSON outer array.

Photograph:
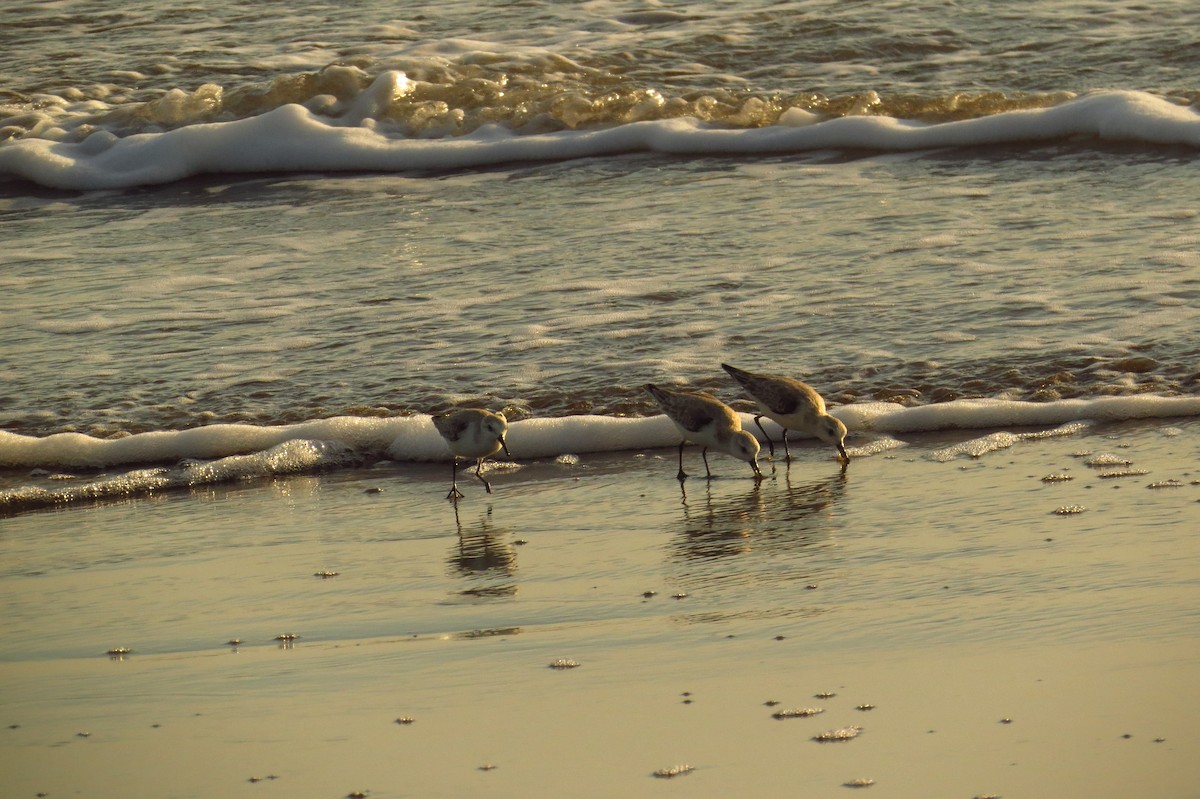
[[644, 383, 762, 480], [721, 363, 848, 464], [432, 409, 510, 499]]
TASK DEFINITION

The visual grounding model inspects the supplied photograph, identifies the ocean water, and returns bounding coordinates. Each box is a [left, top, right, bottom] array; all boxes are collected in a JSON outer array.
[[3, 9, 1200, 796], [2, 0, 1199, 484]]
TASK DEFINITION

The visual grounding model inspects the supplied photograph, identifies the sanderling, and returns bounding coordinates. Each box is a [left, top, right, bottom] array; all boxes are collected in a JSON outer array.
[[432, 409, 511, 500], [721, 363, 848, 464], [644, 383, 762, 480]]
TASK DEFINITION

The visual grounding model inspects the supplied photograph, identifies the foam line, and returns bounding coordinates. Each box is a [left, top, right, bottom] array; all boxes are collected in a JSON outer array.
[[2, 395, 1197, 471], [2, 87, 1197, 190]]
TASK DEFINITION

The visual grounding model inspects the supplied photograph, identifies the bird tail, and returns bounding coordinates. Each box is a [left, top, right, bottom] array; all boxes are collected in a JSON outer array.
[[645, 383, 677, 406], [720, 363, 752, 386]]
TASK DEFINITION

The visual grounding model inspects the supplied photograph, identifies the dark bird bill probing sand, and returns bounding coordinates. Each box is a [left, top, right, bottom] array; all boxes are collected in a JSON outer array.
[[721, 363, 849, 465], [644, 383, 763, 481], [432, 409, 510, 500]]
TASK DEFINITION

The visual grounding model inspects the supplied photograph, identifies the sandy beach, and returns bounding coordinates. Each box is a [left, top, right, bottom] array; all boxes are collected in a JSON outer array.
[[2, 417, 1197, 798]]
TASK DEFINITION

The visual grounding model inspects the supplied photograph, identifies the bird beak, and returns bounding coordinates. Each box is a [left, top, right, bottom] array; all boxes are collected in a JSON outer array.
[[837, 443, 849, 463], [499, 435, 511, 458]]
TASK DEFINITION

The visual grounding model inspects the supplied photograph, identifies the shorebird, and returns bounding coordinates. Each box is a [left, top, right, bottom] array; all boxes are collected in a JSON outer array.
[[721, 363, 849, 464], [432, 409, 510, 499], [644, 383, 762, 480]]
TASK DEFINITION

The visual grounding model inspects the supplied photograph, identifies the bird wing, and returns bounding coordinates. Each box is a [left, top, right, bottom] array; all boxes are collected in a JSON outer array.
[[674, 391, 735, 433], [646, 384, 724, 433], [756, 375, 824, 416], [760, 379, 803, 415], [432, 412, 469, 442]]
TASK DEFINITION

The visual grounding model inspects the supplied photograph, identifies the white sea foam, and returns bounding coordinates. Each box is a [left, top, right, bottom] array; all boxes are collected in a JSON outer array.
[[834, 396, 1200, 433], [2, 395, 1198, 473], [0, 416, 416, 469], [927, 423, 1091, 463], [2, 86, 1197, 190], [0, 439, 353, 515]]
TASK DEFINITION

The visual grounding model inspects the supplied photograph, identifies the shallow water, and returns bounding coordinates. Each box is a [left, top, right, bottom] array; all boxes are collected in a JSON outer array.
[[3, 419, 1196, 662], [3, 0, 1199, 443], [4, 148, 1199, 438]]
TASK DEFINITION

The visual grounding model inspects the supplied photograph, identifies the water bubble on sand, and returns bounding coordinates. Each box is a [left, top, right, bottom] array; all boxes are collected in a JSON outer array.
[[1053, 505, 1086, 514], [1085, 453, 1133, 467], [548, 659, 581, 669], [1099, 469, 1149, 478], [844, 777, 875, 788], [651, 765, 694, 779], [1041, 473, 1074, 483], [813, 725, 862, 742], [772, 707, 825, 719]]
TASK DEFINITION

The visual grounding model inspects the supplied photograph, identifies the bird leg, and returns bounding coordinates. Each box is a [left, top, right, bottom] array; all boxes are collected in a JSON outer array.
[[676, 441, 688, 481], [753, 415, 775, 459], [446, 459, 464, 501], [474, 459, 494, 494], [782, 430, 792, 463], [701, 447, 713, 479]]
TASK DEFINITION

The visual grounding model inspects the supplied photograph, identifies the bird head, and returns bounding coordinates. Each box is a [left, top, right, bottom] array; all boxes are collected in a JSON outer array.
[[816, 415, 849, 462], [730, 430, 762, 476], [485, 414, 511, 457]]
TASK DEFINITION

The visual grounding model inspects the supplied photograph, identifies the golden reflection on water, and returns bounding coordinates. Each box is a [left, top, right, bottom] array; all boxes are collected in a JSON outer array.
[[663, 462, 850, 624], [672, 463, 848, 561], [447, 503, 518, 597]]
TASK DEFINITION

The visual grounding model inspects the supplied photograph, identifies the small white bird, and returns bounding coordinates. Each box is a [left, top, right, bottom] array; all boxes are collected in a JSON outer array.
[[721, 363, 848, 464], [644, 383, 762, 481], [431, 409, 511, 500]]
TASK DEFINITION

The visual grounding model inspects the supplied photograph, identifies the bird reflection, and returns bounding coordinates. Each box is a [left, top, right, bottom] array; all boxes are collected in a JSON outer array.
[[677, 479, 764, 559], [671, 463, 849, 562], [448, 503, 518, 597]]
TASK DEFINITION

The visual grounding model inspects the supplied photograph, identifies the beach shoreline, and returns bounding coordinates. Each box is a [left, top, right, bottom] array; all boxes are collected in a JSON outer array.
[[2, 417, 1198, 797]]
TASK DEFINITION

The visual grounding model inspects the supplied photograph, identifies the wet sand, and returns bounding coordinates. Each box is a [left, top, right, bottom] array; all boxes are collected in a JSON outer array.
[[2, 418, 1198, 798]]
